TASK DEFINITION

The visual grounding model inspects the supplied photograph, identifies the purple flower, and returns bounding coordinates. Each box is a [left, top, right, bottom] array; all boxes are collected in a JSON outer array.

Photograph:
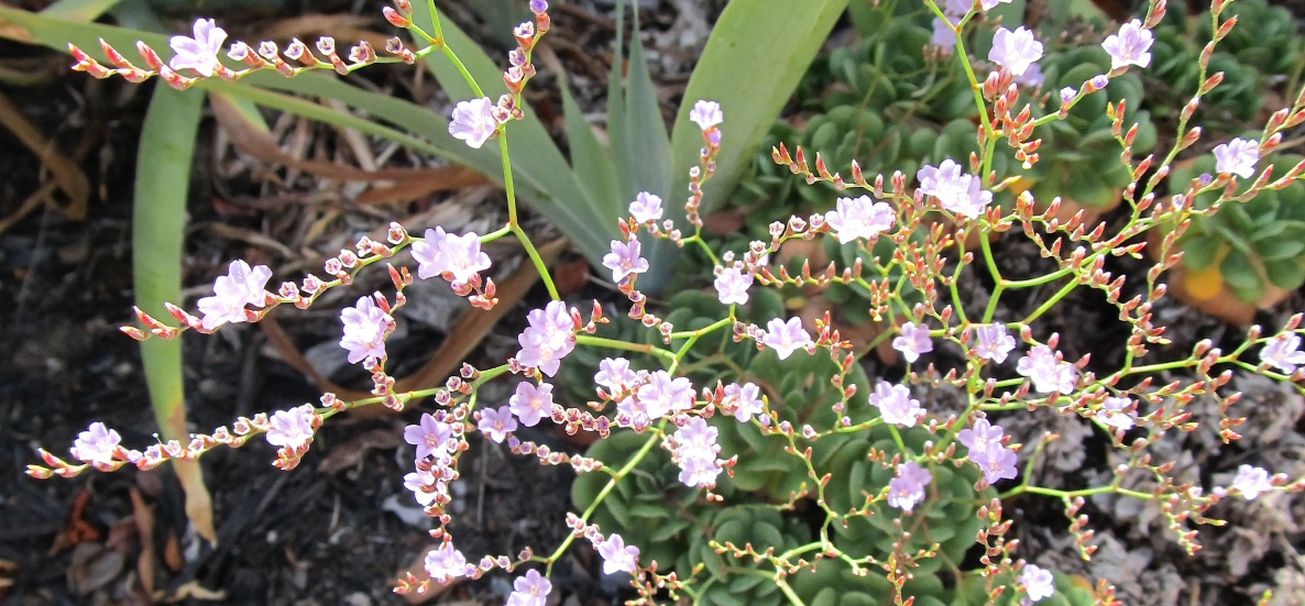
[[887, 461, 932, 512], [824, 195, 895, 244], [958, 418, 1005, 452], [1016, 345, 1079, 394], [1213, 138, 1260, 179], [1020, 564, 1055, 602], [869, 381, 925, 427], [628, 191, 664, 223], [762, 317, 813, 360], [340, 294, 393, 361], [980, 0, 1012, 9], [448, 97, 499, 149], [597, 533, 639, 575], [671, 417, 722, 488], [892, 322, 934, 363], [404, 413, 455, 461], [339, 295, 394, 365], [509, 381, 554, 427], [516, 301, 576, 377], [404, 468, 445, 507], [197, 259, 273, 330], [722, 382, 763, 422], [72, 422, 121, 466], [689, 100, 723, 130], [507, 569, 552, 606], [595, 357, 639, 393], [1102, 19, 1153, 70], [528, 0, 548, 14], [602, 239, 649, 284], [714, 266, 753, 305], [635, 371, 695, 420], [1230, 464, 1274, 500], [1088, 74, 1110, 90], [169, 18, 227, 77], [972, 323, 1016, 363], [265, 404, 316, 449], [423, 542, 467, 583], [411, 226, 491, 287], [1261, 333, 1305, 374], [931, 18, 956, 50], [1096, 396, 1135, 431], [989, 26, 1043, 78], [917, 159, 992, 219], [1059, 86, 1078, 104], [478, 405, 518, 442]]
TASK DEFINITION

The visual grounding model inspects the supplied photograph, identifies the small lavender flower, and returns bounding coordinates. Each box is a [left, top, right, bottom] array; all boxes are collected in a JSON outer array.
[[424, 542, 467, 583], [916, 159, 992, 219], [528, 0, 548, 13], [507, 569, 551, 606], [989, 26, 1043, 78], [411, 226, 492, 286], [510, 381, 554, 427], [688, 99, 723, 130], [602, 239, 650, 284], [516, 301, 576, 377], [1059, 86, 1077, 104], [339, 295, 393, 365], [714, 266, 753, 305], [403, 468, 444, 507], [892, 322, 934, 363], [762, 317, 813, 360], [265, 404, 316, 449], [1096, 396, 1136, 431], [1231, 464, 1274, 500], [959, 419, 1018, 484], [1261, 333, 1305, 373], [72, 422, 121, 466], [722, 382, 764, 422], [628, 191, 664, 223], [672, 417, 722, 488], [636, 371, 695, 420], [197, 259, 273, 330], [169, 18, 227, 77], [980, 0, 1012, 9], [972, 323, 1016, 363], [887, 461, 932, 512], [597, 533, 639, 575], [478, 406, 518, 442], [1016, 345, 1079, 394], [869, 381, 925, 428], [1016, 63, 1045, 88], [824, 195, 895, 244], [448, 97, 499, 149], [404, 413, 455, 461], [1213, 138, 1260, 179], [1088, 74, 1110, 90], [1101, 19, 1153, 70], [1020, 564, 1055, 602], [930, 18, 956, 50], [595, 357, 639, 393]]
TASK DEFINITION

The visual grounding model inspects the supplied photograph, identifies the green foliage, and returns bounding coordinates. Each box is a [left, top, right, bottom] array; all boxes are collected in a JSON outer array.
[[1170, 154, 1305, 302]]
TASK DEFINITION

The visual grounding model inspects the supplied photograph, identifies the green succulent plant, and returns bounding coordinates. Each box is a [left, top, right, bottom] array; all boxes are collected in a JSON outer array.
[[1169, 153, 1305, 304]]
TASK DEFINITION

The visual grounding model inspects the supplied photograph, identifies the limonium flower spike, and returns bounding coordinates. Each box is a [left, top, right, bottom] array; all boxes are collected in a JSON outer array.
[[339, 295, 393, 365], [197, 259, 272, 330], [1102, 19, 1154, 70], [1261, 333, 1305, 374], [824, 195, 895, 244], [887, 461, 932, 512], [989, 26, 1043, 78], [1020, 564, 1055, 602], [714, 266, 752, 305], [448, 97, 499, 149], [597, 533, 639, 575], [169, 18, 227, 77], [688, 100, 723, 130], [892, 322, 934, 363], [72, 422, 121, 466], [762, 317, 813, 360], [1212, 138, 1260, 179]]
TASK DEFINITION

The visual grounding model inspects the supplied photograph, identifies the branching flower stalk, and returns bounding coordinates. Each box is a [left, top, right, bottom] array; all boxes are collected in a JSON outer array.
[[28, 0, 1305, 604]]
